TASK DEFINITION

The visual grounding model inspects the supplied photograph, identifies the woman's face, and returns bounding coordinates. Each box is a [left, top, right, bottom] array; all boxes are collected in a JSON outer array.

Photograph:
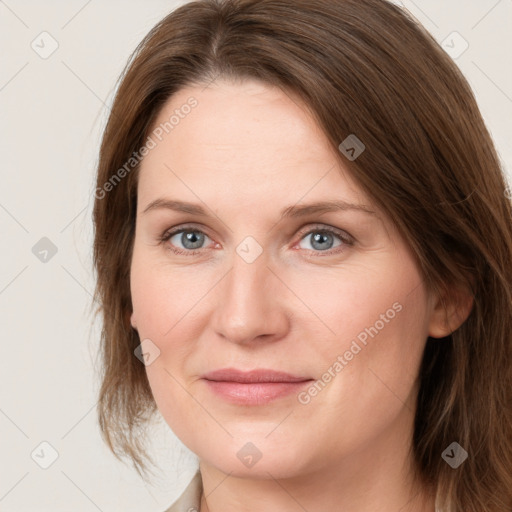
[[130, 78, 441, 479]]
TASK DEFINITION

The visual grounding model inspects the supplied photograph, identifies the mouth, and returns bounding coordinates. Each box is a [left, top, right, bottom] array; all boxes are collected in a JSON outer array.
[[201, 368, 315, 405]]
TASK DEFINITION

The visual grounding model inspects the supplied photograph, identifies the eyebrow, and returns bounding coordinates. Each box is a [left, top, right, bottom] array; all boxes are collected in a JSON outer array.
[[142, 198, 377, 218]]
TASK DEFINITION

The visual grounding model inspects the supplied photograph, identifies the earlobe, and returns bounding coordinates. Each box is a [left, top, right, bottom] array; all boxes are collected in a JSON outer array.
[[428, 283, 474, 339], [130, 311, 137, 330]]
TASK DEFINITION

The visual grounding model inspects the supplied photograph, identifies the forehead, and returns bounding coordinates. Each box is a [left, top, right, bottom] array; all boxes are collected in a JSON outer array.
[[138, 78, 369, 209]]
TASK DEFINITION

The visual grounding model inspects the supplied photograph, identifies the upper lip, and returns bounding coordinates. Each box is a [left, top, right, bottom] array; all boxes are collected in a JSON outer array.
[[201, 368, 313, 383]]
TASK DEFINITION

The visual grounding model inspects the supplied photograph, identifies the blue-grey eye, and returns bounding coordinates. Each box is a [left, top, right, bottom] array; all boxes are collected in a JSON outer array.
[[299, 230, 343, 251], [169, 230, 209, 250]]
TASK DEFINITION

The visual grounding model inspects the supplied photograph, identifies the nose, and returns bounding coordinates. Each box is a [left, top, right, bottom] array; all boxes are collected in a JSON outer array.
[[210, 249, 290, 345]]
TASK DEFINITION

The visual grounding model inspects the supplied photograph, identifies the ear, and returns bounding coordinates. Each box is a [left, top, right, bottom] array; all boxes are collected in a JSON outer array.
[[129, 310, 138, 331], [428, 281, 474, 339]]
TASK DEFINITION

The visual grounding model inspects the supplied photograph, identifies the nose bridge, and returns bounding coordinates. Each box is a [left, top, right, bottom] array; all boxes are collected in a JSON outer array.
[[224, 249, 271, 323], [211, 245, 287, 343]]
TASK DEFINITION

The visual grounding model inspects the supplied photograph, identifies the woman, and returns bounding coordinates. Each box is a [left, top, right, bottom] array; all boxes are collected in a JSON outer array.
[[92, 0, 512, 511]]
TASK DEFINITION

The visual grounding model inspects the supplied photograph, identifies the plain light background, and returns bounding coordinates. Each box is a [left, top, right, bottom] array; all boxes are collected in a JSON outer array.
[[0, 1, 511, 511]]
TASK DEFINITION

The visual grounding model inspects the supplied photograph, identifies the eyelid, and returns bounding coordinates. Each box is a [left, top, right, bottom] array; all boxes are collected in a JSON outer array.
[[294, 223, 354, 245], [159, 223, 216, 253], [160, 222, 212, 238]]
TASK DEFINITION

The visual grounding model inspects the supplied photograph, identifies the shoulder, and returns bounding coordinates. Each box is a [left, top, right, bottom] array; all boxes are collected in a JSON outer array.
[[161, 470, 203, 512]]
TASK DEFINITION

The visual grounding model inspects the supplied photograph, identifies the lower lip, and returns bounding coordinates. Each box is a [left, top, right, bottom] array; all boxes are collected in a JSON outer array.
[[203, 379, 313, 405]]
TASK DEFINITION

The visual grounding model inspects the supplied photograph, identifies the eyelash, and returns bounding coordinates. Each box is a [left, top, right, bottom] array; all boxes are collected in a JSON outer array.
[[158, 224, 354, 257]]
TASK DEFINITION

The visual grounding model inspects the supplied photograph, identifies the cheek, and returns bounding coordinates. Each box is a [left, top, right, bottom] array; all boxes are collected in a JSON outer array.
[[129, 253, 210, 401], [283, 261, 411, 354], [291, 276, 428, 459], [130, 256, 204, 442], [292, 257, 429, 405], [130, 252, 206, 340]]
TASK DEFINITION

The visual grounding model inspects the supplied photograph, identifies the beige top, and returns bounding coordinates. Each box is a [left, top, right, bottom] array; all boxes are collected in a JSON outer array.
[[162, 470, 203, 512]]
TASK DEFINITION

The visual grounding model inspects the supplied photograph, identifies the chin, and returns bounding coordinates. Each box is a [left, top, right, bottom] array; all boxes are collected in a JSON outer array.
[[198, 439, 311, 480]]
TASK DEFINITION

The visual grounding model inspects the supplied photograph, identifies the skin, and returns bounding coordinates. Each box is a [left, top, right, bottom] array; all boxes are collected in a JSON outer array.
[[130, 78, 472, 512]]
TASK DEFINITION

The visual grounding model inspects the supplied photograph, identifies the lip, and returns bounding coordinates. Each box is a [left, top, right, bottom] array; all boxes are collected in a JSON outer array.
[[201, 368, 312, 383], [201, 368, 314, 405]]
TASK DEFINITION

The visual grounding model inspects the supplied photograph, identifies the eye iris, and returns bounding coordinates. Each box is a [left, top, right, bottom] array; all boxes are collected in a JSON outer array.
[[311, 232, 333, 251], [182, 231, 204, 250]]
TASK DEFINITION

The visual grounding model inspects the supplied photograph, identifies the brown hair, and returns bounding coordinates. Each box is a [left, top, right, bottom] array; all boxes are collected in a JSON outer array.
[[92, 0, 512, 509]]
